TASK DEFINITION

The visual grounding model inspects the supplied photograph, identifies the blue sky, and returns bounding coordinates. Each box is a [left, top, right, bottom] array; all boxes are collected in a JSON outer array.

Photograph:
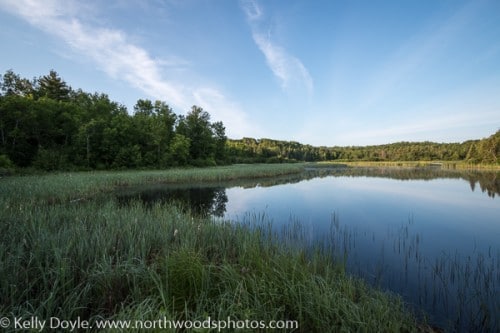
[[0, 0, 499, 146]]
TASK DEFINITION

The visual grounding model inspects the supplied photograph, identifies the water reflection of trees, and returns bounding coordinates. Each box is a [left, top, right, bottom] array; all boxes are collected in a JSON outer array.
[[116, 166, 499, 216], [116, 186, 228, 217], [304, 166, 500, 198], [465, 172, 500, 198]]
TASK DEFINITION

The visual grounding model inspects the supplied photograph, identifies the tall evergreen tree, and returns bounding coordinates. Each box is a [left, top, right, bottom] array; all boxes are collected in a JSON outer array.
[[38, 70, 71, 101]]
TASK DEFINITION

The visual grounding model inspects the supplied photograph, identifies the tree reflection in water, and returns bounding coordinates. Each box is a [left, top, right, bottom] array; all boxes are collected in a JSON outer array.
[[116, 166, 499, 219], [117, 185, 228, 217]]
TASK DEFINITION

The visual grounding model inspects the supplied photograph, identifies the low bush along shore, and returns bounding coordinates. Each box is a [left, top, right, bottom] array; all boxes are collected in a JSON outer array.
[[0, 165, 428, 332]]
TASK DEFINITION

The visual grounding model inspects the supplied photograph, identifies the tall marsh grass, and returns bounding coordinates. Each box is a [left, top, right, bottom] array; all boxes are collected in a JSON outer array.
[[0, 167, 425, 332], [0, 164, 304, 205]]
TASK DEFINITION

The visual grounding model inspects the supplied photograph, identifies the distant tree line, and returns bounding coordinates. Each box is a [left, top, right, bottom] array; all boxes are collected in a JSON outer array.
[[0, 69, 226, 170], [227, 132, 499, 164], [0, 69, 498, 172]]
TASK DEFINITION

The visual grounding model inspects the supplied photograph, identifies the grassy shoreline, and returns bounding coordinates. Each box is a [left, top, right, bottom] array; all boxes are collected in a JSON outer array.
[[1, 165, 430, 332], [315, 160, 500, 171], [1, 164, 304, 205]]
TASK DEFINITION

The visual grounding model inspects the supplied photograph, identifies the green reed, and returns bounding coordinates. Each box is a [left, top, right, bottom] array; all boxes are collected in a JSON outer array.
[[0, 167, 424, 332]]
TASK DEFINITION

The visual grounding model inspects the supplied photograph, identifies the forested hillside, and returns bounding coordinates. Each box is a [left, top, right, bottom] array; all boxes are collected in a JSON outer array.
[[0, 69, 498, 171], [227, 132, 499, 164]]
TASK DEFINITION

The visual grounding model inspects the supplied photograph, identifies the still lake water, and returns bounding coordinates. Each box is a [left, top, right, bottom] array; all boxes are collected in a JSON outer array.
[[117, 167, 500, 332]]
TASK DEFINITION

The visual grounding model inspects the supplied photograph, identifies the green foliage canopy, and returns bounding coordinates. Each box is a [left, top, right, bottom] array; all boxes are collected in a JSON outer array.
[[0, 69, 227, 170]]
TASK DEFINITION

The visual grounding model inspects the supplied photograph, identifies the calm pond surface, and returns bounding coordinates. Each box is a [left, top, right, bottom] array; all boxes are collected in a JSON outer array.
[[117, 167, 500, 332]]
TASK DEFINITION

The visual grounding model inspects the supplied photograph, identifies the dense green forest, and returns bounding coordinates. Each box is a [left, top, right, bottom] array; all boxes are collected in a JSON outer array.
[[227, 132, 499, 164], [0, 69, 498, 171], [0, 70, 226, 170]]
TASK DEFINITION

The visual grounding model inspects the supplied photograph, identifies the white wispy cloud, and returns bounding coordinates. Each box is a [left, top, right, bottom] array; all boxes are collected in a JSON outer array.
[[252, 32, 313, 94], [0, 0, 189, 108], [240, 0, 313, 94], [0, 0, 259, 138]]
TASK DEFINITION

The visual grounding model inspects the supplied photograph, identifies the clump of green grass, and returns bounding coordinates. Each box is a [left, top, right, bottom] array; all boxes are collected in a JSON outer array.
[[0, 168, 425, 332]]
